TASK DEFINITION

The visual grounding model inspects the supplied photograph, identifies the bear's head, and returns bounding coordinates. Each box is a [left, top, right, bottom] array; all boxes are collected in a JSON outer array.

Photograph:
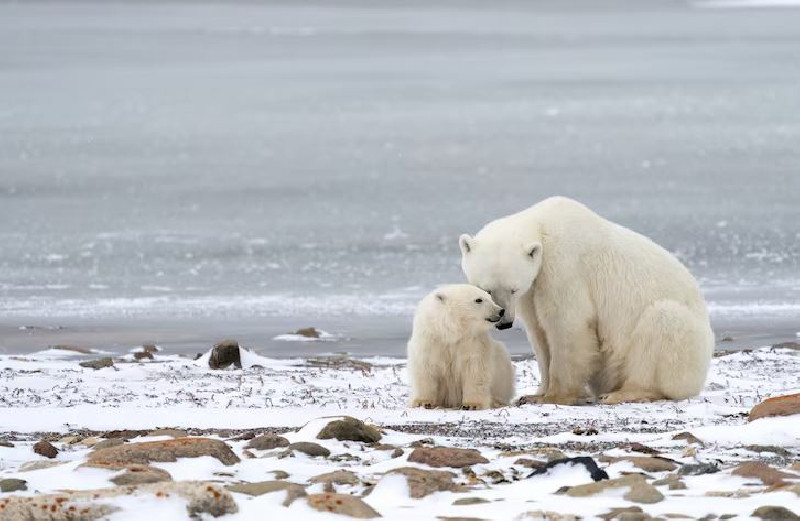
[[415, 284, 505, 342], [458, 233, 542, 330]]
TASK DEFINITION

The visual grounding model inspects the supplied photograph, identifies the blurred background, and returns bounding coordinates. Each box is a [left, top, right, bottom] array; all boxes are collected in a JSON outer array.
[[0, 0, 798, 355]]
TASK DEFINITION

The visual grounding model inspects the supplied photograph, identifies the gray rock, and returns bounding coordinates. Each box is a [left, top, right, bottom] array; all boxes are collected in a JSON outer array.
[[0, 478, 27, 492], [678, 462, 719, 476], [285, 442, 330, 458], [752, 506, 800, 520], [306, 493, 380, 518], [407, 447, 488, 468], [208, 340, 242, 370], [89, 437, 240, 466], [386, 467, 465, 498], [310, 470, 359, 486], [226, 480, 306, 506], [247, 434, 290, 450], [80, 357, 114, 370], [317, 417, 382, 443], [453, 497, 490, 506]]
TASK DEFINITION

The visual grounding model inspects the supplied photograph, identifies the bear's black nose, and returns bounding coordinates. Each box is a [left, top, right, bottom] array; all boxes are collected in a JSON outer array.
[[498, 308, 505, 317]]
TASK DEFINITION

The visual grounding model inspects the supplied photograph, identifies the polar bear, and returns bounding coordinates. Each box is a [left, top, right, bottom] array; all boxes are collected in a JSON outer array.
[[459, 196, 714, 405], [407, 285, 515, 410]]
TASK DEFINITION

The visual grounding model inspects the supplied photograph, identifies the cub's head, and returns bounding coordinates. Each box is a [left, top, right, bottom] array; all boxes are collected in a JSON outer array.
[[459, 233, 542, 330], [415, 284, 504, 341]]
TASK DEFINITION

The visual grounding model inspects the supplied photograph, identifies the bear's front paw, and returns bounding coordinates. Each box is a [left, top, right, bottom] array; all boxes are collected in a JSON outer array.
[[460, 400, 490, 411], [517, 394, 581, 406], [410, 398, 436, 409]]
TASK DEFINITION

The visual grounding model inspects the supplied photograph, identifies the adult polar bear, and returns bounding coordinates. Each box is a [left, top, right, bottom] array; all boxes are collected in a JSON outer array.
[[459, 196, 714, 405]]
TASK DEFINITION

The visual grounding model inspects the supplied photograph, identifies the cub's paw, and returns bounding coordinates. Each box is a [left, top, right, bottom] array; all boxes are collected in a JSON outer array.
[[517, 394, 581, 406], [460, 401, 490, 411], [410, 398, 436, 409]]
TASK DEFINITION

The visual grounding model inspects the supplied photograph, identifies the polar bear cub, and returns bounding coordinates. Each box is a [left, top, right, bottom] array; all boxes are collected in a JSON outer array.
[[408, 284, 515, 410]]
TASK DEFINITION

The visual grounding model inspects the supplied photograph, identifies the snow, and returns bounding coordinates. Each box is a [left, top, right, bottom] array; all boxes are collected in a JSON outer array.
[[1, 346, 799, 519]]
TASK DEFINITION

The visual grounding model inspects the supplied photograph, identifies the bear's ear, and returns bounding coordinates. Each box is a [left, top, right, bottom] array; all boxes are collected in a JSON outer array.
[[459, 234, 473, 255], [525, 241, 542, 260], [435, 293, 446, 302]]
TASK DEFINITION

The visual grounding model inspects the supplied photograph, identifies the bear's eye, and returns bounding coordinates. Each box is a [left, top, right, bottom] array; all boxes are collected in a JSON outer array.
[[474, 298, 483, 304], [511, 289, 517, 295]]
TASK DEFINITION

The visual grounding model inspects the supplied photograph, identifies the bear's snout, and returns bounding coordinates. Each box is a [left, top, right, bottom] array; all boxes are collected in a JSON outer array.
[[496, 321, 513, 330], [499, 308, 505, 318]]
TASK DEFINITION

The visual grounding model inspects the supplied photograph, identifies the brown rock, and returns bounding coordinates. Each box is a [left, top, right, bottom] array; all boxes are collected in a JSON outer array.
[[599, 506, 644, 520], [102, 429, 147, 439], [752, 506, 800, 520], [792, 462, 800, 472], [623, 482, 664, 504], [208, 339, 242, 370], [672, 431, 704, 445], [317, 417, 382, 443], [514, 458, 546, 470], [386, 467, 464, 498], [34, 440, 58, 459], [147, 428, 188, 438], [0, 440, 14, 448], [0, 478, 27, 492], [296, 327, 321, 338], [391, 448, 404, 458], [92, 438, 125, 450], [18, 460, 65, 472], [89, 437, 240, 466], [600, 455, 676, 472], [453, 497, 490, 506], [407, 447, 488, 468], [110, 465, 172, 486], [51, 344, 94, 354], [134, 350, 154, 361], [627, 442, 659, 455], [563, 474, 645, 499], [310, 470, 359, 486], [732, 461, 796, 486], [226, 481, 306, 506], [306, 493, 380, 518], [285, 441, 330, 458], [142, 343, 159, 354], [247, 433, 290, 450], [750, 393, 800, 421]]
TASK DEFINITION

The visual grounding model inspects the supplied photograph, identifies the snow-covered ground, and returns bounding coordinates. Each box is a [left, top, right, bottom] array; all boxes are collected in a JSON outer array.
[[1, 346, 799, 519]]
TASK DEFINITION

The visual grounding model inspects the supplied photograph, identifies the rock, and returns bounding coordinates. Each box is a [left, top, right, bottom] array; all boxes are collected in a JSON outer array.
[[793, 462, 800, 472], [772, 341, 800, 351], [407, 447, 488, 468], [247, 433, 290, 450], [0, 482, 237, 519], [147, 428, 188, 438], [271, 470, 290, 480], [453, 497, 490, 506], [678, 462, 719, 475], [482, 470, 507, 484], [285, 441, 330, 458], [34, 440, 58, 459], [226, 481, 307, 506], [134, 350, 154, 361], [752, 506, 800, 520], [296, 327, 321, 338], [652, 474, 687, 490], [92, 438, 125, 450], [599, 507, 644, 520], [732, 461, 796, 486], [317, 417, 382, 443], [749, 393, 800, 421], [19, 460, 65, 472], [600, 456, 677, 473], [514, 458, 546, 470], [671, 431, 704, 445], [386, 467, 464, 498], [529, 457, 609, 482], [0, 478, 27, 492], [79, 357, 114, 370], [141, 343, 159, 354], [626, 442, 659, 455], [52, 344, 94, 354], [307, 493, 380, 518], [89, 437, 240, 466], [391, 448, 404, 459], [208, 339, 242, 370], [310, 470, 359, 486], [563, 474, 644, 498], [746, 445, 792, 458], [0, 440, 14, 448], [517, 512, 579, 520], [110, 465, 172, 486], [102, 429, 147, 439], [624, 482, 664, 504]]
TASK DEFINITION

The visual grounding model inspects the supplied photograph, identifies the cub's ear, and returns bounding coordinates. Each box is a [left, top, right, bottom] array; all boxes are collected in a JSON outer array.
[[435, 293, 446, 302], [459, 234, 473, 255], [525, 241, 542, 260]]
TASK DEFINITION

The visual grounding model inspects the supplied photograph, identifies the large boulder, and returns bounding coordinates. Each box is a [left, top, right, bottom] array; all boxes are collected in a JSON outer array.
[[407, 447, 488, 468], [89, 437, 240, 466], [317, 417, 382, 443], [208, 340, 242, 370], [247, 434, 290, 450], [749, 393, 800, 421]]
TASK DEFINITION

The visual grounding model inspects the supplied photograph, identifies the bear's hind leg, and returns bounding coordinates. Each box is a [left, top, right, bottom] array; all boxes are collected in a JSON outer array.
[[607, 300, 713, 404]]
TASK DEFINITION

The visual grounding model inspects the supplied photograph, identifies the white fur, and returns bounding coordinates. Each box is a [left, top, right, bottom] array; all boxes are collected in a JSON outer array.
[[459, 196, 714, 405], [407, 285, 515, 410]]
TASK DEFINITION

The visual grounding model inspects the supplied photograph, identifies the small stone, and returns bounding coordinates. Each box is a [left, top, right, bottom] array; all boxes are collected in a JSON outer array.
[[672, 431, 704, 445], [678, 462, 719, 476], [600, 456, 676, 473], [792, 462, 800, 472], [34, 440, 58, 459], [134, 350, 154, 361], [18, 460, 65, 472], [386, 467, 464, 498], [307, 493, 380, 518], [749, 393, 800, 421], [310, 470, 359, 486], [599, 507, 644, 520], [208, 339, 242, 370], [102, 429, 146, 440], [627, 442, 659, 455], [453, 497, 490, 506], [271, 470, 290, 480], [745, 445, 792, 458], [391, 448, 404, 459], [652, 474, 688, 490], [0, 440, 14, 448], [409, 438, 435, 448], [247, 433, 290, 450], [624, 482, 665, 504], [147, 428, 188, 438], [317, 417, 382, 443], [732, 461, 795, 486], [79, 357, 114, 370], [563, 474, 644, 498], [92, 438, 125, 450], [285, 442, 330, 458], [227, 480, 306, 506], [141, 343, 159, 354], [0, 479, 27, 492], [407, 447, 488, 468], [514, 458, 546, 470], [110, 465, 172, 486], [752, 506, 800, 520]]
